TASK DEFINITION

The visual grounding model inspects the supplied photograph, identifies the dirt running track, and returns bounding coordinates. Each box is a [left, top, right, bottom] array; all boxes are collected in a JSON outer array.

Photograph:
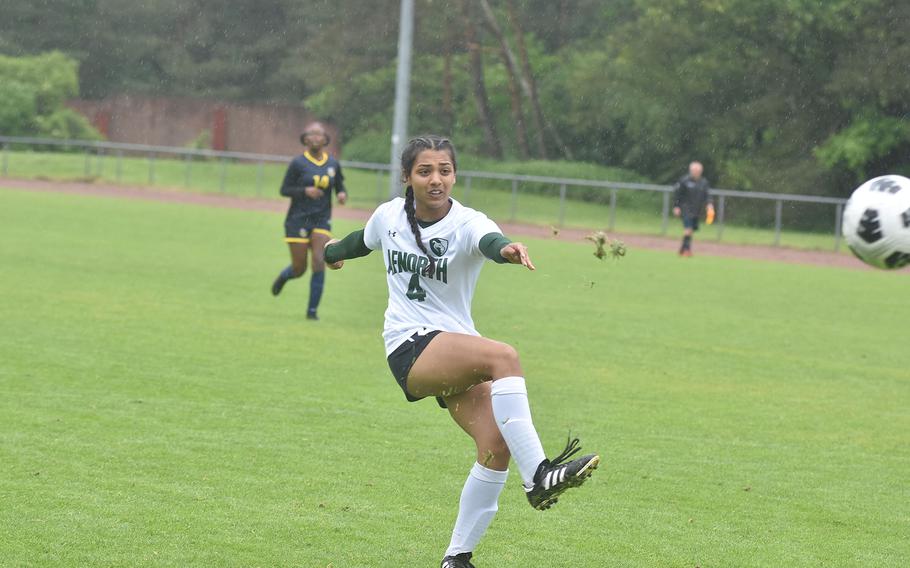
[[1, 177, 886, 272]]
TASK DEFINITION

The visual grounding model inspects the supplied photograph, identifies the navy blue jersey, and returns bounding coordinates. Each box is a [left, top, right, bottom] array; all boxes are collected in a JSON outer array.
[[280, 151, 346, 222], [672, 175, 711, 218]]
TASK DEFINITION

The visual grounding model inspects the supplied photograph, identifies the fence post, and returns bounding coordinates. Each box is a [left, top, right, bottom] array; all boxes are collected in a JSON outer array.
[[116, 150, 123, 183], [661, 191, 669, 235], [608, 188, 617, 231], [219, 158, 227, 193], [834, 202, 844, 252], [148, 153, 155, 185], [717, 195, 726, 241], [84, 150, 91, 177], [184, 153, 192, 188], [375, 169, 384, 204], [256, 161, 264, 197], [463, 176, 472, 205], [1, 144, 8, 176], [95, 149, 104, 178], [558, 183, 567, 228], [509, 179, 518, 222], [773, 199, 783, 246]]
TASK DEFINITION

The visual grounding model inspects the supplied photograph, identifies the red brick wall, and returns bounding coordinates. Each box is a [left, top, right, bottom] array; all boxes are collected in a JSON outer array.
[[67, 95, 340, 156]]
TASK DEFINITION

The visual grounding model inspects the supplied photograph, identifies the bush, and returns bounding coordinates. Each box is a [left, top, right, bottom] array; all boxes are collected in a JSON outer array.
[[0, 51, 101, 141], [0, 51, 78, 114], [341, 130, 392, 163], [34, 109, 102, 141], [0, 80, 37, 135]]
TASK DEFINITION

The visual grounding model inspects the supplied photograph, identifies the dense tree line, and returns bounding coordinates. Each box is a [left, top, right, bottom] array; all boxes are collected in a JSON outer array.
[[2, 0, 908, 196]]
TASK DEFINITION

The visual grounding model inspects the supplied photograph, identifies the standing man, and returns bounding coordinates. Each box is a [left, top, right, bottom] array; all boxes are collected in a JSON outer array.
[[672, 161, 714, 257], [271, 122, 347, 320]]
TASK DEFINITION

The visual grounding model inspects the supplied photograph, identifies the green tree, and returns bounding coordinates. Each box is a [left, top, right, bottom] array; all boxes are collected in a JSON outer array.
[[0, 52, 100, 139]]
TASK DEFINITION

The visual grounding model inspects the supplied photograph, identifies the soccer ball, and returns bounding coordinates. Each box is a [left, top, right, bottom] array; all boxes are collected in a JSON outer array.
[[842, 175, 910, 270]]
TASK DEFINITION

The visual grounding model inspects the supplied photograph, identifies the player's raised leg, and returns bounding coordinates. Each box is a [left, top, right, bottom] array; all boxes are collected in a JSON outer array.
[[306, 229, 331, 319], [272, 241, 308, 296], [408, 332, 600, 510]]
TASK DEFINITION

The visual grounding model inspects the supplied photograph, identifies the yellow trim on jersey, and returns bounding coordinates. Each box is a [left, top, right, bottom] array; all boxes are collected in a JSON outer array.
[[285, 237, 310, 244], [310, 228, 333, 237], [304, 151, 329, 166]]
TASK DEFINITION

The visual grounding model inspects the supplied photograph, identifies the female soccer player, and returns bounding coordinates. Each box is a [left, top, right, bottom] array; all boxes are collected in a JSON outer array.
[[324, 136, 599, 568], [271, 122, 347, 320]]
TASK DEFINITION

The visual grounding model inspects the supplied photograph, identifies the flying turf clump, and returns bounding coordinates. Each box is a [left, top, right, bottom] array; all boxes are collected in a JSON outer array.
[[586, 231, 626, 261], [610, 240, 627, 259]]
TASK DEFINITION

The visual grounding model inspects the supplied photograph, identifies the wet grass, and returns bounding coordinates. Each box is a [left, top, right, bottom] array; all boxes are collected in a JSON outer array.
[[2, 187, 906, 566]]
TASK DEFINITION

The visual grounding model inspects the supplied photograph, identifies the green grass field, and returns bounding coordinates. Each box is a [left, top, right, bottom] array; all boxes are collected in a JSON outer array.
[[2, 149, 845, 251], [1, 186, 907, 567]]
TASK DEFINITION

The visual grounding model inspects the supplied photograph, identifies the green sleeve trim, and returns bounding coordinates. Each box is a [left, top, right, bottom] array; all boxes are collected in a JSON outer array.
[[479, 232, 512, 263], [325, 229, 371, 264]]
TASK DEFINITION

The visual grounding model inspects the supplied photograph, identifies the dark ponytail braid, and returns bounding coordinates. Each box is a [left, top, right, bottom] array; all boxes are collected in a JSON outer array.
[[399, 135, 457, 279], [404, 185, 436, 278]]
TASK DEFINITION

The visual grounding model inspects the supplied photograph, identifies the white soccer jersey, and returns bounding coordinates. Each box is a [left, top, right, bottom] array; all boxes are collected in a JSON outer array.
[[363, 197, 502, 355]]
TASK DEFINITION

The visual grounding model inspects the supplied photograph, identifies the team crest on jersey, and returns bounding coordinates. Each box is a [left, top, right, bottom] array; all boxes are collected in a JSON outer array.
[[429, 238, 449, 256], [327, 167, 336, 177]]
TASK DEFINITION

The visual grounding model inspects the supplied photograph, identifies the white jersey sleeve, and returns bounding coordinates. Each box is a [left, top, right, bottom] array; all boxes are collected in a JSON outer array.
[[461, 210, 503, 257], [363, 201, 391, 250]]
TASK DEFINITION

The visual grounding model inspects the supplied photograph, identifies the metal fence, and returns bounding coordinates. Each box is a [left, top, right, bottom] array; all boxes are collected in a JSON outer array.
[[0, 135, 848, 250]]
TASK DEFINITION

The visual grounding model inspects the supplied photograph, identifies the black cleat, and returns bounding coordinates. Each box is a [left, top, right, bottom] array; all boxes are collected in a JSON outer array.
[[306, 310, 319, 321], [525, 437, 600, 510], [441, 552, 475, 568], [271, 275, 288, 296]]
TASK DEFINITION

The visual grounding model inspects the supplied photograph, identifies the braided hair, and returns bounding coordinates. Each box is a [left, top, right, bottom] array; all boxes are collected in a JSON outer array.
[[401, 135, 457, 278]]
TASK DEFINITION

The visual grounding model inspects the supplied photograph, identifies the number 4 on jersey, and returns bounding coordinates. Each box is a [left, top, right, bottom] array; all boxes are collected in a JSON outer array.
[[406, 273, 426, 301]]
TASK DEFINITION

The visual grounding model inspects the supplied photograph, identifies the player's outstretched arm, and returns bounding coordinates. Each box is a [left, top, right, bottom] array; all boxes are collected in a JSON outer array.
[[334, 165, 348, 205], [499, 242, 535, 270], [479, 232, 535, 271], [324, 229, 372, 270]]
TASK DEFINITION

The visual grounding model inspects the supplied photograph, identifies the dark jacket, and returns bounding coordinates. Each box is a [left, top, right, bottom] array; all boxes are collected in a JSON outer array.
[[672, 175, 711, 218]]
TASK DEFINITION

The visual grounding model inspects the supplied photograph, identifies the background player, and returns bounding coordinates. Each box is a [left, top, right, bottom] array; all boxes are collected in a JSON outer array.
[[672, 161, 714, 256], [323, 135, 599, 568], [271, 122, 347, 320]]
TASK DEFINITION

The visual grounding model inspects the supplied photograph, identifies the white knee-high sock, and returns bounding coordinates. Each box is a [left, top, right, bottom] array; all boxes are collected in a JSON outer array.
[[445, 462, 508, 557], [490, 376, 547, 485]]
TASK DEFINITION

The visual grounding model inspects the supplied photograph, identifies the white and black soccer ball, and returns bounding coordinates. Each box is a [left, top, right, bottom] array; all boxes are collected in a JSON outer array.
[[842, 175, 910, 270]]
